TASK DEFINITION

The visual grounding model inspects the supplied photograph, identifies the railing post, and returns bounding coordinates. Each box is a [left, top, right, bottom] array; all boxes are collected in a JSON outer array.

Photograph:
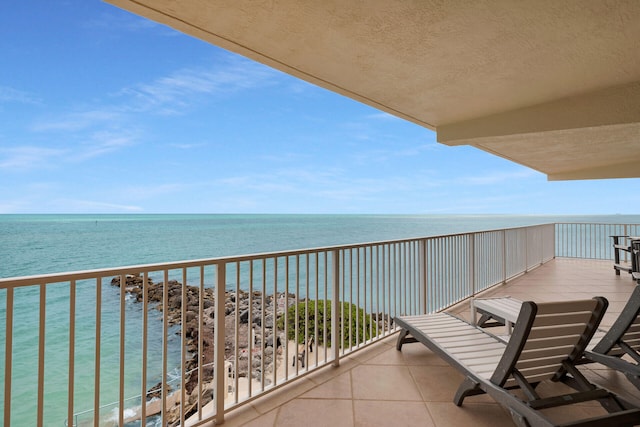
[[624, 224, 629, 264], [4, 287, 13, 427], [469, 234, 476, 296], [525, 227, 529, 272], [419, 239, 426, 313], [215, 262, 227, 424], [502, 230, 507, 284], [331, 250, 340, 367]]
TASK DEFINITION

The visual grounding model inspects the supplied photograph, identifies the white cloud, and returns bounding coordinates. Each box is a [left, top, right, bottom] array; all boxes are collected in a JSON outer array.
[[72, 131, 138, 161], [118, 57, 280, 115], [364, 112, 402, 121], [54, 199, 144, 213], [0, 86, 41, 105], [0, 146, 67, 171], [32, 110, 122, 132]]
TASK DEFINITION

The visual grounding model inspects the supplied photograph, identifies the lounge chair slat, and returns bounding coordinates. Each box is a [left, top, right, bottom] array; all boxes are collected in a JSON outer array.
[[623, 331, 640, 340], [523, 336, 582, 350], [456, 350, 505, 361], [624, 337, 640, 347], [520, 346, 576, 360], [527, 324, 588, 339], [451, 344, 506, 355], [516, 356, 569, 371], [534, 299, 599, 314], [532, 312, 593, 327], [434, 335, 500, 345], [516, 364, 563, 376], [626, 324, 640, 332]]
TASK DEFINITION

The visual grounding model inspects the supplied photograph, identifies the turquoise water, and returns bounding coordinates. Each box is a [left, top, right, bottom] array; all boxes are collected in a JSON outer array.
[[2, 213, 640, 425], [4, 213, 640, 279]]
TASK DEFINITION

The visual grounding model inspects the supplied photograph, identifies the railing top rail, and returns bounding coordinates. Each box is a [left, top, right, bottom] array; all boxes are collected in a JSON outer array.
[[554, 222, 640, 226], [0, 223, 555, 288]]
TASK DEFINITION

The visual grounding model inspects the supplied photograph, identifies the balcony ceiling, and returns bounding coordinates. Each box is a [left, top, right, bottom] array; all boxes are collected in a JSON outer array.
[[107, 0, 640, 180]]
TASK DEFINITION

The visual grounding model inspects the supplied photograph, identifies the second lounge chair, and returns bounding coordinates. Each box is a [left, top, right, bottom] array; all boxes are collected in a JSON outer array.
[[395, 297, 640, 426]]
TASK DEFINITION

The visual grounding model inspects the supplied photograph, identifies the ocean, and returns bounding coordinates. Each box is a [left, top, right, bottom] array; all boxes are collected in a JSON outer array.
[[2, 213, 639, 425], [4, 213, 640, 279]]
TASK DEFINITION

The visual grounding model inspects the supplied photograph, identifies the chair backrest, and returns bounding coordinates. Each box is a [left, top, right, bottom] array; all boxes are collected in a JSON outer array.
[[491, 297, 608, 387], [592, 285, 640, 360]]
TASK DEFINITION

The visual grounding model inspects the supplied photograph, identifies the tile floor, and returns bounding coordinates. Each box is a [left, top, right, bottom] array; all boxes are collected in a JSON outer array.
[[219, 258, 640, 426]]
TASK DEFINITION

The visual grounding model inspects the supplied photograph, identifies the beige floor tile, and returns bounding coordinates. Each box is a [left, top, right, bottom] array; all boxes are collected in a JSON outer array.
[[220, 403, 264, 427], [426, 402, 513, 426], [539, 404, 610, 425], [345, 340, 394, 364], [251, 377, 316, 414], [301, 370, 352, 399], [305, 362, 352, 385], [409, 365, 491, 404], [276, 398, 354, 427], [353, 400, 434, 427], [351, 365, 423, 401], [236, 407, 278, 427], [581, 367, 640, 405]]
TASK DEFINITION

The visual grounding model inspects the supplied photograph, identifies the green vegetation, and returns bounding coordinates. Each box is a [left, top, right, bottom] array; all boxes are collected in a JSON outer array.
[[278, 299, 377, 348]]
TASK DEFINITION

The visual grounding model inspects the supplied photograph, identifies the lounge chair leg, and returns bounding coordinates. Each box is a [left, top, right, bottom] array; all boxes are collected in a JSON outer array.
[[453, 377, 483, 406], [396, 329, 410, 351], [508, 409, 531, 427]]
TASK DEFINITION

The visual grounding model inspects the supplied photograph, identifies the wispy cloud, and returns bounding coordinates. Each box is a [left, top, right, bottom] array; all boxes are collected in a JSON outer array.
[[364, 112, 402, 121], [32, 109, 122, 132], [1, 129, 138, 172], [22, 54, 280, 169], [72, 130, 139, 161], [0, 146, 67, 171], [118, 57, 280, 115], [55, 199, 144, 213], [0, 86, 41, 105]]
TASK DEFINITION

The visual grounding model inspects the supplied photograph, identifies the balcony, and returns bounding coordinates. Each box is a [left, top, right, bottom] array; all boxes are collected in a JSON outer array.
[[222, 257, 640, 427], [1, 222, 639, 426]]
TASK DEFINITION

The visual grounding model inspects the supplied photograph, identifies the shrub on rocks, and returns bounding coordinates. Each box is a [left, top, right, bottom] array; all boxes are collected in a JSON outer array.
[[278, 300, 377, 348]]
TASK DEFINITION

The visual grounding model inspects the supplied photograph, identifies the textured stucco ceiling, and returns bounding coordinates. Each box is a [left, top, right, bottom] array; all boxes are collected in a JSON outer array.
[[106, 0, 640, 180]]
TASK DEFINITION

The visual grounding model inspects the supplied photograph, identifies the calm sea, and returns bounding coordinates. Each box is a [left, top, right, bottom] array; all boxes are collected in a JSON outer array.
[[2, 213, 639, 425], [4, 213, 640, 279]]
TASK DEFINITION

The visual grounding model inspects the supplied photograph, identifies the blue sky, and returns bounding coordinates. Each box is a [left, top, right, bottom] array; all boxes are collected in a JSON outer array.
[[1, 1, 637, 215]]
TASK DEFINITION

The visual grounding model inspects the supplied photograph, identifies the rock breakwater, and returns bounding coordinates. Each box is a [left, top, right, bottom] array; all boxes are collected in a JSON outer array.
[[111, 274, 290, 423]]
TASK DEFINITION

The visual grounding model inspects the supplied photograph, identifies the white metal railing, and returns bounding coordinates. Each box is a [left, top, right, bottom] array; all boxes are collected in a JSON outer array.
[[555, 222, 640, 260], [0, 223, 558, 426]]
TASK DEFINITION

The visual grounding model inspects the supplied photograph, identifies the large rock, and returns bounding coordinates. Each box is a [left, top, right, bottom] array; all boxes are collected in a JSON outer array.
[[112, 275, 294, 423]]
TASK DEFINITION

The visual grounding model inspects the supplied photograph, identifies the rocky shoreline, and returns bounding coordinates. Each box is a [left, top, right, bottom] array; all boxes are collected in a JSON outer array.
[[111, 274, 290, 423]]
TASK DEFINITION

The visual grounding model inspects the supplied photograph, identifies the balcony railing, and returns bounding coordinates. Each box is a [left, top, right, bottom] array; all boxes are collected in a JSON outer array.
[[0, 222, 635, 426]]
